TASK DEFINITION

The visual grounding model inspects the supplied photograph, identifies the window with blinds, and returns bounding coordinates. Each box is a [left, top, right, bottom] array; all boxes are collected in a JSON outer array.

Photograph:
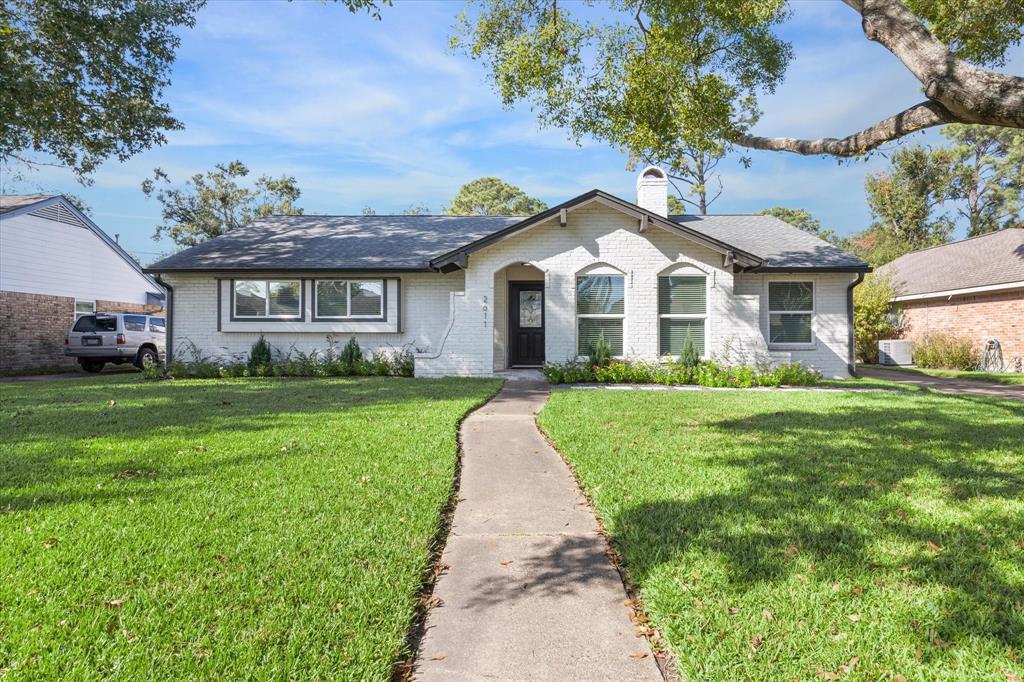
[[233, 280, 302, 319], [314, 280, 384, 319], [768, 281, 814, 344], [576, 275, 624, 356], [658, 275, 706, 355]]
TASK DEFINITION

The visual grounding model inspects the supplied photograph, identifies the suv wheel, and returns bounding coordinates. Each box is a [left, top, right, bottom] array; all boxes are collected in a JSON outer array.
[[80, 359, 105, 373], [135, 347, 159, 370]]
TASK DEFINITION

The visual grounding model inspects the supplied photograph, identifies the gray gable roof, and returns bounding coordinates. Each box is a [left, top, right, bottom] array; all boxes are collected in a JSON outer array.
[[147, 214, 523, 271], [146, 190, 870, 274], [876, 228, 1024, 297], [669, 214, 869, 271], [0, 194, 55, 215]]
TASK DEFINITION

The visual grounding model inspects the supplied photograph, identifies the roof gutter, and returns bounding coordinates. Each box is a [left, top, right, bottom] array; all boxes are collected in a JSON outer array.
[[846, 272, 865, 377]]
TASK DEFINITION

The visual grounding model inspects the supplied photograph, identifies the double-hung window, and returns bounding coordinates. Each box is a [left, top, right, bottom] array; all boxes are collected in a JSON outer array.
[[314, 279, 384, 319], [232, 280, 302, 319], [768, 281, 814, 344], [74, 299, 95, 317], [576, 275, 624, 356], [659, 275, 706, 356]]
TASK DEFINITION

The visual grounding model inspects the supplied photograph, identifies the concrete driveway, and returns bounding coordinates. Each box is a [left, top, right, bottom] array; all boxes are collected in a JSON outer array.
[[858, 366, 1024, 401]]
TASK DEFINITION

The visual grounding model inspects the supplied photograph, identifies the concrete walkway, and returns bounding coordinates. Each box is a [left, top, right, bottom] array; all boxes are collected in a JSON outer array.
[[414, 382, 661, 681], [859, 366, 1024, 402]]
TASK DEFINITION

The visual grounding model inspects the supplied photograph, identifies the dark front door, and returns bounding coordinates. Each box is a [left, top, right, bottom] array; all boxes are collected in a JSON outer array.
[[508, 282, 545, 367]]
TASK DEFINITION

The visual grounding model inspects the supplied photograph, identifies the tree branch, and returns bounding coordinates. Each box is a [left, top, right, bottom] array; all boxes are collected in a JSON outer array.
[[736, 100, 956, 156], [736, 0, 1024, 157]]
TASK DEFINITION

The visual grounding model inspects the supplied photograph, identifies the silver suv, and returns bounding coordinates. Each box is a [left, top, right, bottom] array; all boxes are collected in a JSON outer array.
[[65, 313, 167, 373]]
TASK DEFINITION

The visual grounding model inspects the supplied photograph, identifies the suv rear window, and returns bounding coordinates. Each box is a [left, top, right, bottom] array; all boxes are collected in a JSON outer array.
[[124, 315, 147, 332], [73, 315, 117, 332]]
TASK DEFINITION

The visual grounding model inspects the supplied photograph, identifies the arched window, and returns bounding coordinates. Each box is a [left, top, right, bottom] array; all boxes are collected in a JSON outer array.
[[658, 272, 706, 356], [576, 269, 625, 356]]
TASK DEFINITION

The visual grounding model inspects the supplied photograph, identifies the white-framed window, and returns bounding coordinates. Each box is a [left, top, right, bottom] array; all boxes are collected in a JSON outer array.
[[768, 281, 814, 344], [659, 275, 706, 356], [232, 280, 302, 319], [576, 274, 624, 356], [74, 299, 95, 317], [314, 279, 384, 319]]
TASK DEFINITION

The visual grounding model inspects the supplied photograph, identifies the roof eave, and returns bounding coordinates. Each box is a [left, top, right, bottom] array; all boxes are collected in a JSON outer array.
[[143, 265, 436, 274], [744, 264, 873, 274]]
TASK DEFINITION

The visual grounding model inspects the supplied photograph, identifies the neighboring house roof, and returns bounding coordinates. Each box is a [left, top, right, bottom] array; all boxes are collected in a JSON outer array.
[[0, 194, 55, 215], [877, 228, 1024, 299], [0, 194, 165, 298], [146, 189, 870, 274]]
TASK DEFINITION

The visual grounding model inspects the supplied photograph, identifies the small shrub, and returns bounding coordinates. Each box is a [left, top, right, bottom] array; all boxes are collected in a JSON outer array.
[[913, 333, 980, 370], [248, 335, 273, 374], [590, 335, 613, 368], [679, 337, 701, 369], [541, 358, 821, 388], [340, 336, 363, 370]]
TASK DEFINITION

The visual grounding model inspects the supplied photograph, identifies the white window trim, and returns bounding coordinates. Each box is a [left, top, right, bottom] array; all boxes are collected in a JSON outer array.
[[575, 274, 626, 358], [74, 299, 96, 316], [766, 279, 816, 348], [657, 275, 708, 358], [313, 279, 385, 320], [232, 280, 302, 320]]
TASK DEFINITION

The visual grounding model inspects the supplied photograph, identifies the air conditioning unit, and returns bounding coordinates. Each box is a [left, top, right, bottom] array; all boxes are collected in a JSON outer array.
[[879, 339, 914, 366]]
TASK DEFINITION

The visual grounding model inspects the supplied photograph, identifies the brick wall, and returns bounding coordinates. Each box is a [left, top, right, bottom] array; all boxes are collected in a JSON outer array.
[[0, 291, 162, 373], [899, 288, 1024, 363]]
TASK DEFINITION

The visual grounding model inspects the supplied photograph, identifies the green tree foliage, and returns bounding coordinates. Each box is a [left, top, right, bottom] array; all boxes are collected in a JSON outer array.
[[0, 0, 204, 181], [853, 273, 900, 364], [450, 0, 1023, 159], [942, 124, 1024, 236], [760, 207, 841, 245], [445, 177, 547, 216], [847, 146, 956, 266], [142, 161, 303, 247]]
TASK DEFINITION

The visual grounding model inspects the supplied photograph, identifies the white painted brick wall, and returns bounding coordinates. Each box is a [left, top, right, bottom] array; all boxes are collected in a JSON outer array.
[[164, 271, 463, 362]]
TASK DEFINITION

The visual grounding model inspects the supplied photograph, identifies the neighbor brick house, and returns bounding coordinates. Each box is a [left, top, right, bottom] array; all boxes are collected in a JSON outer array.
[[0, 195, 165, 372], [877, 229, 1024, 366], [145, 168, 871, 378]]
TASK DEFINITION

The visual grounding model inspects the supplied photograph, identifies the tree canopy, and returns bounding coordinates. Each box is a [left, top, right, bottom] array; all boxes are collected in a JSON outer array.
[[142, 161, 303, 248], [0, 0, 204, 182], [941, 124, 1024, 236], [445, 177, 547, 215], [451, 0, 1023, 161]]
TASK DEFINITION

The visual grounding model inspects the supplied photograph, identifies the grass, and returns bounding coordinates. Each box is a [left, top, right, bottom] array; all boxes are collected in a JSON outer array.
[[863, 364, 1024, 386], [0, 374, 500, 679], [539, 388, 1024, 680]]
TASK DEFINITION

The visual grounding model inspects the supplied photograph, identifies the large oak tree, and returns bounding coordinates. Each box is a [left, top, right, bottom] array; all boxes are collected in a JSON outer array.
[[449, 0, 1023, 160]]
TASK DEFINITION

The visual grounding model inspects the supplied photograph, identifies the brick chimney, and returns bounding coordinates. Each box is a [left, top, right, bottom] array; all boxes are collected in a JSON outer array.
[[636, 166, 668, 217]]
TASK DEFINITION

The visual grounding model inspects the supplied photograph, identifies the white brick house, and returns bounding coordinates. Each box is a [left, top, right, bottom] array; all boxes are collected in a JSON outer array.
[[147, 168, 870, 378]]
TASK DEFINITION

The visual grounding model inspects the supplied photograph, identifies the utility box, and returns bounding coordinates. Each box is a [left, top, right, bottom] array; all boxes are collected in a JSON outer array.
[[879, 339, 914, 366]]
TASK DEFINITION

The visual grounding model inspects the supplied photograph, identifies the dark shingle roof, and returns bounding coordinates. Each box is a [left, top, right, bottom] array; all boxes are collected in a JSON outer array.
[[876, 228, 1024, 297], [147, 214, 524, 271], [669, 214, 869, 270], [147, 193, 869, 273]]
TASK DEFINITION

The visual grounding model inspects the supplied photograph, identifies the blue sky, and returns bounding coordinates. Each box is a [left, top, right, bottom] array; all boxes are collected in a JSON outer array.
[[6, 0, 1022, 264]]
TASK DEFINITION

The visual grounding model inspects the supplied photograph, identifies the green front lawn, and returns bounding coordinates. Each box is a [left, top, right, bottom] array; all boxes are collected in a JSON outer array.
[[0, 375, 499, 679], [539, 388, 1024, 680], [865, 364, 1024, 386]]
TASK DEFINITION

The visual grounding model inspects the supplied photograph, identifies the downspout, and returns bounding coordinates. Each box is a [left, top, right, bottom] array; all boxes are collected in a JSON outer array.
[[846, 273, 865, 377], [155, 276, 174, 363]]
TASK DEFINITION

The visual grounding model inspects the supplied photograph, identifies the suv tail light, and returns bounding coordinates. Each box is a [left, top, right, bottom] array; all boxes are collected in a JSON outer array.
[[64, 337, 69, 346], [116, 333, 126, 345]]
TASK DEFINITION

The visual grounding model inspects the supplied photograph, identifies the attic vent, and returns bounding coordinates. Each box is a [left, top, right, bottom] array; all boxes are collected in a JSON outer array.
[[30, 202, 88, 229]]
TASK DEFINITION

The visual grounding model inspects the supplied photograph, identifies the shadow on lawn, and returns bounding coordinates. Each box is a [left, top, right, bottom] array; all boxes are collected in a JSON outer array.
[[612, 397, 1024, 651], [0, 377, 497, 509]]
